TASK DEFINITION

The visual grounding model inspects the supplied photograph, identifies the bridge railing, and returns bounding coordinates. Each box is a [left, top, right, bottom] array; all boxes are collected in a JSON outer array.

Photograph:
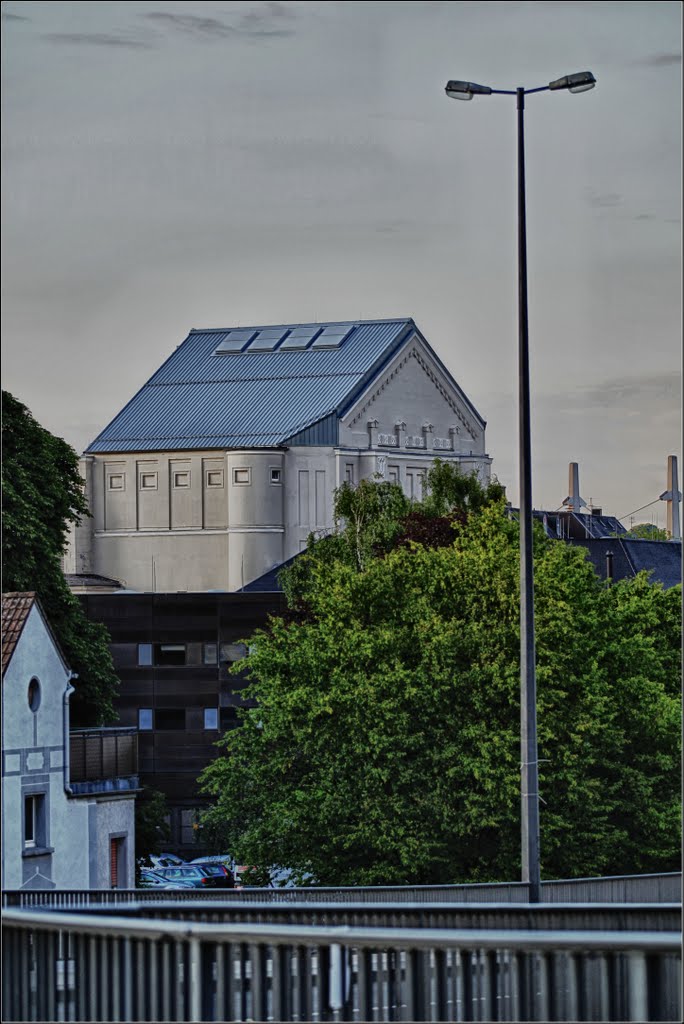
[[2, 908, 681, 1022], [21, 898, 682, 935], [2, 870, 681, 908]]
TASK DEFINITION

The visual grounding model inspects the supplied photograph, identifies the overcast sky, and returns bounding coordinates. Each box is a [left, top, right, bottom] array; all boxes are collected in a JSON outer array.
[[2, 1, 681, 525]]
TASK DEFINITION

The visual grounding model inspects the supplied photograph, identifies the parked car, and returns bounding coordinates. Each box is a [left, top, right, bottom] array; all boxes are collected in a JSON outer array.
[[139, 868, 195, 890], [191, 854, 235, 868], [149, 853, 187, 868], [190, 862, 235, 888], [151, 865, 227, 888]]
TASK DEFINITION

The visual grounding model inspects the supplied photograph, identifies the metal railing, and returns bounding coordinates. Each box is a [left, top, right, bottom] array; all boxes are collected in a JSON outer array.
[[2, 907, 681, 1022], [36, 899, 683, 935], [68, 728, 138, 789], [3, 871, 681, 907]]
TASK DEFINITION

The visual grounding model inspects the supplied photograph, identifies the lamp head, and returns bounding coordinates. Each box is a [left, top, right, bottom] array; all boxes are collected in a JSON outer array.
[[548, 71, 596, 94], [445, 80, 493, 101]]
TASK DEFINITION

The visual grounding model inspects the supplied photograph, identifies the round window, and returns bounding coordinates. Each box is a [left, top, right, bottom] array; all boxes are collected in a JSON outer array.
[[28, 678, 41, 712]]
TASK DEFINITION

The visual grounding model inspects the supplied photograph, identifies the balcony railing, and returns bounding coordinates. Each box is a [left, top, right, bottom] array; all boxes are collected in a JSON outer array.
[[1, 907, 681, 1022], [68, 728, 138, 795]]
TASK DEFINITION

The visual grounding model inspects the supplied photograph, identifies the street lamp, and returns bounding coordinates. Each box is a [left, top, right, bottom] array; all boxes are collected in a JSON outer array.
[[445, 71, 596, 903]]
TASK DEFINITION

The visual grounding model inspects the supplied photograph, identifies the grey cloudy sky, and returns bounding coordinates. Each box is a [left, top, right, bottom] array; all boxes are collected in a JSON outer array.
[[2, 0, 681, 524]]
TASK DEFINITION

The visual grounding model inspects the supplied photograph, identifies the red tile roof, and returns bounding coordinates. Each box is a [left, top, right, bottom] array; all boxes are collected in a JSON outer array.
[[2, 592, 36, 677]]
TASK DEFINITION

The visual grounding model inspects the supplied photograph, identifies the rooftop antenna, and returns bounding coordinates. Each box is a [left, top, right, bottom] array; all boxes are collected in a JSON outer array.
[[562, 462, 586, 513], [659, 455, 681, 540]]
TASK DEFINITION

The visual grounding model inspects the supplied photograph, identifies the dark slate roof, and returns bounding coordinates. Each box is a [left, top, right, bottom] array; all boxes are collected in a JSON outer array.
[[238, 554, 301, 593], [569, 538, 682, 589], [85, 318, 485, 453], [65, 574, 123, 590], [533, 510, 626, 540]]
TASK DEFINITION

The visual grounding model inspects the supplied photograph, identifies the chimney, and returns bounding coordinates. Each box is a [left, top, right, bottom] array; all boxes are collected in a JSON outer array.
[[605, 550, 614, 583], [659, 455, 682, 540], [562, 462, 586, 513]]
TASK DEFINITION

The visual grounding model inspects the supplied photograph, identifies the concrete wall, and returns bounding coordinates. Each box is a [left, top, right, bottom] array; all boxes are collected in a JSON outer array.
[[1, 602, 135, 890]]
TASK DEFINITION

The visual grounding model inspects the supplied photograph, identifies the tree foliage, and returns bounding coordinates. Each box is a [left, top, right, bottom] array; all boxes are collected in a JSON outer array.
[[2, 391, 118, 724], [622, 522, 669, 541], [135, 788, 172, 876], [199, 467, 681, 885]]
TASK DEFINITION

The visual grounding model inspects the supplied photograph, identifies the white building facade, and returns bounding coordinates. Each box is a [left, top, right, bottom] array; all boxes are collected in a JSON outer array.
[[67, 319, 492, 592], [1, 593, 136, 890]]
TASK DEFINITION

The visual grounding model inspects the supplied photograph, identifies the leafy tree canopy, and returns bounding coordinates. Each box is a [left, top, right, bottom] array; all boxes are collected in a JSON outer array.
[[135, 789, 172, 878], [2, 391, 118, 724], [199, 467, 681, 885], [622, 522, 669, 541]]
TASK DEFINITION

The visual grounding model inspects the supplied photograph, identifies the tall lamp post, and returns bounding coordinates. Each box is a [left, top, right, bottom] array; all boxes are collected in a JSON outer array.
[[445, 71, 596, 903]]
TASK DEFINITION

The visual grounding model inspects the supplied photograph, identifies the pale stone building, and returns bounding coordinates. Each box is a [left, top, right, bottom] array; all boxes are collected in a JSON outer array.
[[67, 318, 491, 592], [2, 593, 137, 890]]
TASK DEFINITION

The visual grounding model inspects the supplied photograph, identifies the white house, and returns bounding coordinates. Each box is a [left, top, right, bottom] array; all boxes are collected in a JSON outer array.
[[1, 593, 137, 890], [66, 317, 493, 592]]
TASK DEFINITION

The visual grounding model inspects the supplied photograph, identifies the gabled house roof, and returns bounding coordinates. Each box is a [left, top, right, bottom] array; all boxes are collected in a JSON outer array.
[[2, 591, 72, 678], [2, 592, 36, 677], [86, 318, 485, 453]]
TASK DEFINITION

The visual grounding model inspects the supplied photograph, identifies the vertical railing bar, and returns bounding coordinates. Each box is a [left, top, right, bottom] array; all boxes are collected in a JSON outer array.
[[18, 923, 28, 1022], [248, 943, 264, 1023], [121, 937, 132, 1024], [3, 927, 10, 1021], [270, 944, 283, 1023], [149, 936, 160, 1024], [214, 942, 225, 1022], [626, 951, 648, 1023], [87, 934, 98, 1022], [161, 939, 171, 1022], [108, 936, 119, 1024], [240, 942, 250, 1023], [357, 948, 372, 1024], [188, 937, 202, 1024]]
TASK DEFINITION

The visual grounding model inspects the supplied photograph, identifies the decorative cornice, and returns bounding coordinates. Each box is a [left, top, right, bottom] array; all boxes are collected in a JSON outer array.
[[347, 346, 478, 438]]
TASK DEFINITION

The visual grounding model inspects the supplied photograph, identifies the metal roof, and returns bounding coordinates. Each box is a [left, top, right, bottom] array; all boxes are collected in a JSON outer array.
[[86, 318, 484, 453]]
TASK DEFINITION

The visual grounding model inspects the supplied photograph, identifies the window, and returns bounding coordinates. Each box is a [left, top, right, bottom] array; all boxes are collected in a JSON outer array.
[[140, 472, 158, 490], [155, 709, 186, 730], [203, 643, 218, 665], [204, 708, 219, 730], [206, 470, 224, 488], [173, 471, 190, 488], [220, 642, 248, 663], [155, 644, 186, 667], [270, 468, 282, 485], [220, 707, 240, 731], [28, 678, 41, 712], [345, 464, 355, 484], [24, 795, 46, 849], [233, 468, 251, 485], [138, 708, 153, 730], [108, 474, 125, 491], [138, 644, 153, 666]]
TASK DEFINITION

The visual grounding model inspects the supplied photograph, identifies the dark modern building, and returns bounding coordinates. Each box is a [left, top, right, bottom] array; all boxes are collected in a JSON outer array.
[[79, 590, 285, 854]]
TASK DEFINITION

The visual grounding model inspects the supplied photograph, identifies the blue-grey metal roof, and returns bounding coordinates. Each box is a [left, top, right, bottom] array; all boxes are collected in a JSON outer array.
[[85, 318, 485, 453]]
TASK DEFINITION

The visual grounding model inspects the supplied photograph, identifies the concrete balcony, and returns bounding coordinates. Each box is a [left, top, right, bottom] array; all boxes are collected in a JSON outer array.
[[68, 728, 139, 796]]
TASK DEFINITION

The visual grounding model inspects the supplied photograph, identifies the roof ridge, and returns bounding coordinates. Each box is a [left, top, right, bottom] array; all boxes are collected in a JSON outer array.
[[189, 317, 412, 334]]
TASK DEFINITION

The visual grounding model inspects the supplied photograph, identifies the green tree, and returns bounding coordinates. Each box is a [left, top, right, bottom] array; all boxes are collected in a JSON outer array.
[[622, 522, 669, 541], [135, 789, 172, 877], [2, 391, 118, 724], [199, 489, 681, 884]]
